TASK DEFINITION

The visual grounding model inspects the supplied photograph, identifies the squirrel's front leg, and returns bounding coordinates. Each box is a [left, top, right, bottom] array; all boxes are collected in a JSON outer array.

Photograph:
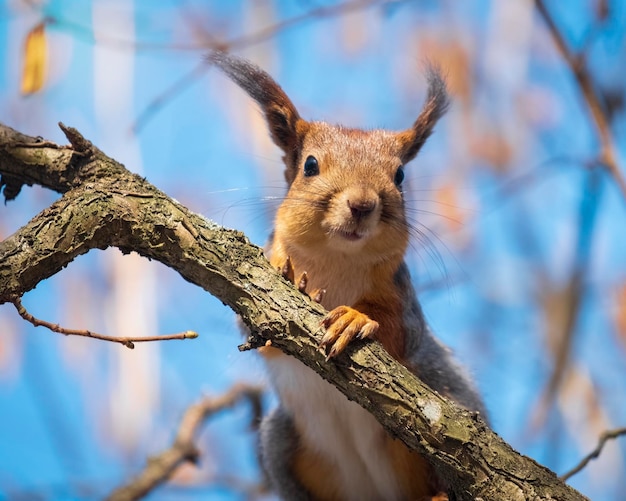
[[278, 255, 381, 360], [320, 305, 379, 359]]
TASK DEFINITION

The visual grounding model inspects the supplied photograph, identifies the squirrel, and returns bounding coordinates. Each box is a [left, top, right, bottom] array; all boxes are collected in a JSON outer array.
[[210, 51, 486, 501]]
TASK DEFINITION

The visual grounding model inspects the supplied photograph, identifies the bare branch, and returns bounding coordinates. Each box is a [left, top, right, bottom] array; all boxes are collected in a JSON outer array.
[[131, 0, 414, 132], [560, 427, 626, 481], [534, 172, 602, 429], [34, 0, 409, 52], [535, 0, 626, 199], [105, 384, 264, 501], [10, 296, 197, 349]]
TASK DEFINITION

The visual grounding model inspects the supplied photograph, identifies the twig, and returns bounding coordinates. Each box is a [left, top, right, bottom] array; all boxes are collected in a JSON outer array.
[[59, 122, 95, 156], [131, 61, 209, 134], [535, 0, 626, 199], [35, 0, 407, 52], [105, 384, 264, 501], [560, 427, 626, 481], [532, 171, 602, 431], [11, 296, 198, 349], [224, 0, 409, 50], [131, 0, 411, 133]]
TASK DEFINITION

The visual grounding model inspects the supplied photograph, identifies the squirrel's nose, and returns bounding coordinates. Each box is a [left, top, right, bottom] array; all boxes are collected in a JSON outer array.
[[348, 198, 376, 219]]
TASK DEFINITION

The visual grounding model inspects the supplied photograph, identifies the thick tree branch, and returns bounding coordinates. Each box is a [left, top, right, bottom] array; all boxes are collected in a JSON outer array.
[[0, 122, 588, 500]]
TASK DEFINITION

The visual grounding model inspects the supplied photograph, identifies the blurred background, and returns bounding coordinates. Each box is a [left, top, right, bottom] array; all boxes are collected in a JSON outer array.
[[1, 0, 626, 499]]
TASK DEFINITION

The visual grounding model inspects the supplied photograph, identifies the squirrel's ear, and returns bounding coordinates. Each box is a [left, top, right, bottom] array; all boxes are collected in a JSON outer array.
[[208, 51, 304, 153], [397, 66, 449, 164]]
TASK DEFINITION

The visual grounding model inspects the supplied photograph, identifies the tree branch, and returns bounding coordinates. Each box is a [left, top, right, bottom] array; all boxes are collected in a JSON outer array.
[[535, 0, 626, 199], [0, 122, 588, 500], [560, 427, 626, 482], [106, 384, 264, 501], [9, 296, 197, 348]]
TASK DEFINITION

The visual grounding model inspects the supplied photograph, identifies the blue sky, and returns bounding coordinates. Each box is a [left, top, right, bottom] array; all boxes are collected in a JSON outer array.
[[1, 1, 626, 500]]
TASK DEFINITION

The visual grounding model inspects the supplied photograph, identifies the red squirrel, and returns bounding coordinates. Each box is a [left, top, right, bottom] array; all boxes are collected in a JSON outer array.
[[210, 51, 486, 501]]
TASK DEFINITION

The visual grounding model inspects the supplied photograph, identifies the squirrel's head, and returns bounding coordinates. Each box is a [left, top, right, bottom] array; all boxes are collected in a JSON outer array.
[[209, 51, 448, 261]]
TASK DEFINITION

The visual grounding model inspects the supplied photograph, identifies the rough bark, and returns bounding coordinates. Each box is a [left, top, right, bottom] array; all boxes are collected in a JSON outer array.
[[0, 122, 587, 501]]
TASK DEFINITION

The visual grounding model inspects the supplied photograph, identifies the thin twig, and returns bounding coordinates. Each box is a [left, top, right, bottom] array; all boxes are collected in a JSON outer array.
[[224, 0, 409, 50], [11, 296, 198, 349], [131, 61, 209, 134], [535, 0, 626, 199], [105, 384, 264, 501], [131, 0, 411, 133], [560, 427, 626, 481], [39, 0, 406, 52]]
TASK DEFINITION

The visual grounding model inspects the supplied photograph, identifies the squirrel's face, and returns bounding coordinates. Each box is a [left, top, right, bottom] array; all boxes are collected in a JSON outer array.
[[210, 52, 449, 263], [275, 123, 409, 260]]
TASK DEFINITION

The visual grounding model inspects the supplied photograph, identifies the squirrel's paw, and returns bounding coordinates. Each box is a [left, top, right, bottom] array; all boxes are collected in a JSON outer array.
[[320, 306, 379, 360], [280, 256, 325, 303]]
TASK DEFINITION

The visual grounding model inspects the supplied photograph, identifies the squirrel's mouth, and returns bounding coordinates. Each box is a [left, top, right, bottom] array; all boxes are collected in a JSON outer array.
[[323, 218, 375, 244], [335, 229, 366, 241], [340, 231, 362, 241]]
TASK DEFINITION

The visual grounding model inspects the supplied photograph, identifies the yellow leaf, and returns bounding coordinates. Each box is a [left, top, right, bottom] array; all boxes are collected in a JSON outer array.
[[21, 21, 48, 95]]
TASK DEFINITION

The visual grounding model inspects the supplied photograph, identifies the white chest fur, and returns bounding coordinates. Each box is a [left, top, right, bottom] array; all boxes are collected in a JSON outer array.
[[265, 243, 405, 499], [266, 353, 403, 501]]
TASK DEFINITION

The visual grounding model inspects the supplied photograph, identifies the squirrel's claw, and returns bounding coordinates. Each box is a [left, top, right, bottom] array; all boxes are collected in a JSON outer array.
[[280, 257, 325, 304], [280, 256, 295, 284], [310, 288, 326, 304], [320, 306, 378, 359], [282, 258, 375, 357], [296, 272, 308, 293]]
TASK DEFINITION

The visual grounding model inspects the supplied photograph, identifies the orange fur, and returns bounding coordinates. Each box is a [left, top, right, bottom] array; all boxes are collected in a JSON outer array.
[[289, 431, 442, 500], [265, 184, 443, 498], [262, 120, 444, 498], [258, 344, 285, 359], [352, 280, 407, 361], [292, 445, 344, 501], [387, 438, 443, 499], [212, 52, 453, 500]]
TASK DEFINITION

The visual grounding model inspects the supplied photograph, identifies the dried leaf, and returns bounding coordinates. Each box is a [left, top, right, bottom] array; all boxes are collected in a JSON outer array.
[[433, 182, 466, 234], [613, 283, 626, 349], [341, 9, 371, 55], [469, 129, 513, 173], [21, 21, 48, 95], [529, 275, 582, 431], [596, 0, 609, 22]]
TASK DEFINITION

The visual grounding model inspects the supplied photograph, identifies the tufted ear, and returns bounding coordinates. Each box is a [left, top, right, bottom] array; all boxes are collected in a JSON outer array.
[[208, 51, 306, 155], [397, 66, 450, 164]]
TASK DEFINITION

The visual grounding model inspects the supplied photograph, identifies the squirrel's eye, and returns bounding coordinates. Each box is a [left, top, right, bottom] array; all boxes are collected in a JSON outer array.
[[304, 155, 319, 177], [394, 166, 405, 187]]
